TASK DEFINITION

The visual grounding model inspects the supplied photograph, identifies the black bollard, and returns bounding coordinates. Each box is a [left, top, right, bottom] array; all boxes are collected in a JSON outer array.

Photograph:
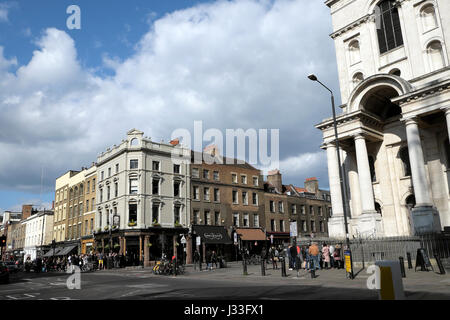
[[261, 259, 265, 276], [174, 258, 177, 277], [406, 252, 413, 269], [399, 256, 406, 278], [281, 257, 287, 277]]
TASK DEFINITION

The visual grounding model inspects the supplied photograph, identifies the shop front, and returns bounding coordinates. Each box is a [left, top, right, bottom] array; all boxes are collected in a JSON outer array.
[[81, 236, 94, 254], [191, 225, 233, 263], [266, 231, 291, 248], [234, 228, 268, 256]]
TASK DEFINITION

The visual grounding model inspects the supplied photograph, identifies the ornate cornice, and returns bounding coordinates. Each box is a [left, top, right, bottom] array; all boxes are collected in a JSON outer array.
[[392, 79, 450, 106], [330, 14, 371, 39], [315, 110, 384, 132]]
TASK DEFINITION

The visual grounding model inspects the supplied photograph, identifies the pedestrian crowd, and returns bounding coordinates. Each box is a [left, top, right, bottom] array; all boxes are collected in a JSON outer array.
[[266, 242, 344, 271]]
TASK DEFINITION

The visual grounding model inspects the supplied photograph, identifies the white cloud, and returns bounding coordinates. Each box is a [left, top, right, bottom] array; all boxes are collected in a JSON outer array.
[[0, 4, 9, 22], [0, 0, 338, 195]]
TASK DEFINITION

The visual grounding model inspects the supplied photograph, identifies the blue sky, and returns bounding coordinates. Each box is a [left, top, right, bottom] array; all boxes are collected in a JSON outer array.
[[0, 0, 340, 213]]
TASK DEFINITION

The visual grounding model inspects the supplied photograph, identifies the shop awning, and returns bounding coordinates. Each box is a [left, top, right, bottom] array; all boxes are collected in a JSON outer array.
[[56, 245, 77, 256], [43, 247, 63, 257], [236, 228, 267, 241], [192, 225, 232, 244]]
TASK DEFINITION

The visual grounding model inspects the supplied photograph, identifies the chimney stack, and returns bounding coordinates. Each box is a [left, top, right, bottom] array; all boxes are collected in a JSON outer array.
[[267, 169, 282, 192], [304, 177, 319, 194], [22, 204, 33, 220]]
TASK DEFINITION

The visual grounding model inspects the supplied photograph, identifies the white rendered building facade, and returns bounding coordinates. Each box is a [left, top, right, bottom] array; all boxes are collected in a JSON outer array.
[[317, 0, 450, 237], [23, 210, 54, 260]]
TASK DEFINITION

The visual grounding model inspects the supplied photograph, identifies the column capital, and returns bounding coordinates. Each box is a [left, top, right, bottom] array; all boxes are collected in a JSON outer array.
[[442, 106, 450, 116], [403, 116, 419, 126], [353, 133, 366, 141]]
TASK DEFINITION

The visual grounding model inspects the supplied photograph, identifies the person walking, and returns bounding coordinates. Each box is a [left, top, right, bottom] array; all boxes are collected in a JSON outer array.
[[289, 244, 297, 271], [205, 250, 212, 271], [308, 242, 320, 271], [271, 246, 279, 270], [211, 250, 218, 269], [322, 243, 330, 269], [334, 244, 342, 269], [193, 250, 200, 270], [329, 244, 335, 269]]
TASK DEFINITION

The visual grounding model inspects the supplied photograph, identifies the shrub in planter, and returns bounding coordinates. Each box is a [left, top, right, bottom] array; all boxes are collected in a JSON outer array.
[[128, 220, 137, 227], [152, 219, 161, 227]]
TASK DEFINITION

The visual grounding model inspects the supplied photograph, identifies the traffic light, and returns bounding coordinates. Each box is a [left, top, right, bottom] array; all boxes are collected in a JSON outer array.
[[0, 236, 6, 247]]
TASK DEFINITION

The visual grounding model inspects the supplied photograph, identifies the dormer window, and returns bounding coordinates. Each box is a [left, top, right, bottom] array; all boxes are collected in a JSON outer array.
[[376, 0, 404, 54]]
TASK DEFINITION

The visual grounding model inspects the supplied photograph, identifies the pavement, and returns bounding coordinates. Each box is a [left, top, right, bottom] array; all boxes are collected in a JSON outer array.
[[0, 261, 448, 300]]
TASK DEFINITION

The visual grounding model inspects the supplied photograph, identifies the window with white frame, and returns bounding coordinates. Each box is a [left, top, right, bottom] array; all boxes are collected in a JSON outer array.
[[243, 213, 249, 227], [253, 214, 259, 228], [193, 186, 199, 200], [130, 179, 138, 195], [203, 187, 210, 201], [192, 168, 199, 178], [242, 192, 248, 205], [233, 213, 239, 227]]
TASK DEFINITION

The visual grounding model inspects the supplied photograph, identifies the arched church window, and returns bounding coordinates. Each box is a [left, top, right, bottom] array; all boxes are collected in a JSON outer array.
[[420, 4, 438, 32], [405, 195, 416, 209], [376, 0, 404, 54], [369, 156, 377, 182], [389, 68, 401, 76], [375, 202, 382, 216], [399, 147, 411, 177], [427, 40, 445, 71], [352, 72, 364, 87], [348, 40, 361, 65]]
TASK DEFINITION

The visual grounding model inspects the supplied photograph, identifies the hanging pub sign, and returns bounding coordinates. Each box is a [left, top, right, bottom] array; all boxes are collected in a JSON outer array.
[[113, 215, 120, 227]]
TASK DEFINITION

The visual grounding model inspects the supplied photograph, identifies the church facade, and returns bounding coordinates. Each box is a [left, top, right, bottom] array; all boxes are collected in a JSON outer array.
[[317, 0, 450, 237]]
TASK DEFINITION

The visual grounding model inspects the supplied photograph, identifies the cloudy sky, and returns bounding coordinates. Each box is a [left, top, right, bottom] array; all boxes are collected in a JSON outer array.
[[0, 0, 340, 213]]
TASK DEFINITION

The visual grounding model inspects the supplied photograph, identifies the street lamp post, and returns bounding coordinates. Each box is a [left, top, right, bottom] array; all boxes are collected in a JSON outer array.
[[308, 74, 353, 279]]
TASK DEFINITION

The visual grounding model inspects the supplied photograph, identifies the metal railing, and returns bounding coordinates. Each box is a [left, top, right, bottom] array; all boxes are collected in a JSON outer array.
[[296, 233, 450, 263]]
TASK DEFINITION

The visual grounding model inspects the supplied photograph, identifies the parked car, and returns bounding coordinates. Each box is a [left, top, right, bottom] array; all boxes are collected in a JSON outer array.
[[4, 261, 19, 273], [0, 262, 10, 284]]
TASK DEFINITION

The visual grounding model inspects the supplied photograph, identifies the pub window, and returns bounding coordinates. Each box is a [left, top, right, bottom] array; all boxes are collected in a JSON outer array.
[[203, 187, 210, 201], [152, 179, 159, 195], [376, 0, 404, 54], [193, 186, 200, 200], [174, 206, 180, 224], [152, 204, 159, 224], [214, 188, 220, 202], [232, 190, 238, 204], [130, 179, 138, 195], [193, 210, 199, 224], [173, 164, 180, 174], [270, 219, 275, 232], [252, 192, 258, 205], [233, 213, 239, 227], [242, 192, 248, 205], [215, 211, 220, 225], [152, 161, 160, 171], [243, 213, 249, 227], [130, 159, 138, 169], [253, 214, 259, 228], [174, 181, 180, 197]]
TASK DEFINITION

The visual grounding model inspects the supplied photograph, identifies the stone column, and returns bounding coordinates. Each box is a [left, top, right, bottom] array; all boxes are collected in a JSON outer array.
[[123, 237, 127, 256], [405, 119, 432, 206], [173, 235, 177, 259], [326, 143, 344, 216], [354, 134, 376, 213], [444, 107, 450, 142], [144, 235, 150, 267], [404, 117, 440, 234], [325, 143, 346, 238]]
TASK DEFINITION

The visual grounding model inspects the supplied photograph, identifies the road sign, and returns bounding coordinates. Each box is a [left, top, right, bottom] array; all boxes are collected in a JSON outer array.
[[180, 236, 186, 244]]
